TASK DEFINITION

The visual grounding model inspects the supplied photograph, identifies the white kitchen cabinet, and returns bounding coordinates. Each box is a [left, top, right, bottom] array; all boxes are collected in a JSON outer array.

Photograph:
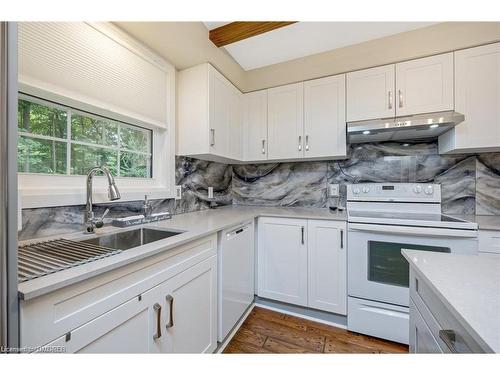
[[440, 43, 500, 153], [307, 220, 347, 315], [304, 75, 347, 159], [33, 255, 217, 354], [163, 256, 218, 353], [257, 217, 308, 305], [347, 64, 395, 122], [395, 53, 454, 116], [38, 282, 166, 353], [409, 299, 443, 353], [21, 234, 218, 353], [178, 63, 242, 162], [267, 82, 304, 160], [243, 90, 268, 161]]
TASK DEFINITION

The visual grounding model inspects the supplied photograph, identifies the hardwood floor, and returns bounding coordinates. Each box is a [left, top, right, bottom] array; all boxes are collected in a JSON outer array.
[[223, 306, 409, 354]]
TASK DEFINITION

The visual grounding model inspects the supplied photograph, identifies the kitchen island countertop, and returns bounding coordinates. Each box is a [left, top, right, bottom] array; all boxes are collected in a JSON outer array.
[[402, 249, 500, 353]]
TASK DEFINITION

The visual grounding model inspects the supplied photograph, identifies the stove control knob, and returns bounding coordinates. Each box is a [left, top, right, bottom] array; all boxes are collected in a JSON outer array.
[[413, 185, 422, 194], [424, 185, 434, 195], [362, 186, 370, 193], [352, 187, 360, 194]]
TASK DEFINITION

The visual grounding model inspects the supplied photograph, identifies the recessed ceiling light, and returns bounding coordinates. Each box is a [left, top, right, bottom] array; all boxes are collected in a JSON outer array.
[[363, 130, 371, 135], [429, 124, 439, 129]]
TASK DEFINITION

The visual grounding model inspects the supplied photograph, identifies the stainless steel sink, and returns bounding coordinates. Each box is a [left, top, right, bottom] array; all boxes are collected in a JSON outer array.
[[79, 227, 183, 250]]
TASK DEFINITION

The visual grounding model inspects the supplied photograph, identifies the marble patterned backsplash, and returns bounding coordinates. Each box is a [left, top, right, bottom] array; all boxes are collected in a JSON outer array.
[[232, 141, 499, 216], [19, 141, 500, 240]]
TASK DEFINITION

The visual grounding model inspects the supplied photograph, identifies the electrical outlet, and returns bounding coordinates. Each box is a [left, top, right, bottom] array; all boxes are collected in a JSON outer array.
[[208, 187, 214, 199], [329, 184, 340, 197], [175, 185, 182, 200]]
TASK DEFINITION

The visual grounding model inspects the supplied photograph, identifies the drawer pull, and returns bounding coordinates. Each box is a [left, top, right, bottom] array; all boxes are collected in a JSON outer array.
[[166, 294, 174, 328], [153, 303, 162, 339], [439, 329, 458, 353]]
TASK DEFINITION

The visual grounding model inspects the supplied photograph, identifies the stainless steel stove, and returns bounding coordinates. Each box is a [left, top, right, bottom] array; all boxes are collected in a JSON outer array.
[[346, 183, 478, 344]]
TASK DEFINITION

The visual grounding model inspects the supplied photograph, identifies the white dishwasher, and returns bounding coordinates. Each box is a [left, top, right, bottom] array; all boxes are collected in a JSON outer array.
[[218, 220, 255, 342]]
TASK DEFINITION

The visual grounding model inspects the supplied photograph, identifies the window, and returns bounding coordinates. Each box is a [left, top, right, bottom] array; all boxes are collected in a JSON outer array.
[[17, 95, 153, 178]]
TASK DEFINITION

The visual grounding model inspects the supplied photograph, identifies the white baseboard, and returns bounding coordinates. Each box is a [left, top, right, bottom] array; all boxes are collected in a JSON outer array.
[[254, 302, 348, 330]]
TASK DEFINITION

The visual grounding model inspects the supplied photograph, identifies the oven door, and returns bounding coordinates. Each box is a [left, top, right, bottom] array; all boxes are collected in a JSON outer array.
[[348, 223, 478, 306]]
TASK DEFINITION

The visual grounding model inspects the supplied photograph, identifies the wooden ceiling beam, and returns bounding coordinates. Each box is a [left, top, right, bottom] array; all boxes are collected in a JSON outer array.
[[209, 22, 297, 47]]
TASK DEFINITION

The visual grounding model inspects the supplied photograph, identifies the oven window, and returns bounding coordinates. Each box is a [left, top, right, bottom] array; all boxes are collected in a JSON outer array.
[[368, 241, 450, 287]]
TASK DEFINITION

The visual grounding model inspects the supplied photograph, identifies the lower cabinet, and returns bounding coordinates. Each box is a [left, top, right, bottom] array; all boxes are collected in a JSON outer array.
[[40, 256, 217, 354], [257, 217, 347, 315], [257, 217, 308, 305], [162, 256, 217, 353], [409, 298, 443, 353], [26, 235, 218, 354], [307, 220, 347, 315]]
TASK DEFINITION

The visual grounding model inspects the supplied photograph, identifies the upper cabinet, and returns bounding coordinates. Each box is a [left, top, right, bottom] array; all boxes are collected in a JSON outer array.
[[395, 53, 454, 116], [178, 63, 242, 163], [243, 90, 268, 161], [347, 65, 395, 122], [346, 53, 453, 122], [267, 83, 305, 160], [439, 43, 500, 154], [304, 75, 346, 159]]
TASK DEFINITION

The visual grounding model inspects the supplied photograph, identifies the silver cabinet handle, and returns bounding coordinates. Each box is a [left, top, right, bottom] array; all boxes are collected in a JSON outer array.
[[261, 139, 266, 154], [388, 91, 393, 110], [153, 303, 162, 339], [398, 90, 403, 108], [301, 226, 305, 245], [305, 135, 309, 151], [439, 329, 458, 353], [298, 136, 302, 151], [166, 294, 174, 328], [340, 229, 344, 249], [210, 128, 215, 147]]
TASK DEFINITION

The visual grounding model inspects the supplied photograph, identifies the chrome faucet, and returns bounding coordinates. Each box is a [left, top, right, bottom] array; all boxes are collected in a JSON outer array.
[[85, 166, 121, 233]]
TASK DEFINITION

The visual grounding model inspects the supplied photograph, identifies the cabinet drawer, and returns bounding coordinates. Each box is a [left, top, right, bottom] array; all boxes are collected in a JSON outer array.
[[409, 269, 486, 353], [478, 230, 500, 255]]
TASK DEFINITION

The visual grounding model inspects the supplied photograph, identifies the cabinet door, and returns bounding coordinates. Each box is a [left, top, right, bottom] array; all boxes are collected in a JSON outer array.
[[347, 65, 395, 121], [208, 66, 230, 157], [409, 299, 443, 353], [243, 90, 268, 161], [440, 43, 500, 153], [395, 53, 453, 116], [52, 287, 166, 353], [304, 75, 346, 159], [307, 220, 347, 315], [163, 256, 217, 353], [267, 82, 304, 160], [257, 217, 308, 306]]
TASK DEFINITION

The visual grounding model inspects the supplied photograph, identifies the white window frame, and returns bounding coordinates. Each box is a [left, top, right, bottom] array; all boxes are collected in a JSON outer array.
[[18, 23, 176, 208]]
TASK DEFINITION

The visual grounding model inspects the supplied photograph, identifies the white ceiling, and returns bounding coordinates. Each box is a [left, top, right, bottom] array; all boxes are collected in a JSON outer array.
[[204, 22, 436, 71]]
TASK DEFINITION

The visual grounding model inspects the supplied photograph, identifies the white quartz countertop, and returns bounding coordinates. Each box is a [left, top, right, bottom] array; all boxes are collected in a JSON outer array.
[[18, 206, 345, 300], [402, 249, 500, 353]]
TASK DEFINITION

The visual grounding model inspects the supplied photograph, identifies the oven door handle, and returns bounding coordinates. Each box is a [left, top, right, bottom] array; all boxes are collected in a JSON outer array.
[[348, 223, 478, 238]]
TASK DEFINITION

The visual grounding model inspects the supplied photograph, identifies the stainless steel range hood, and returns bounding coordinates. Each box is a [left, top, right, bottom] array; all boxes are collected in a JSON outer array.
[[347, 111, 464, 144]]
